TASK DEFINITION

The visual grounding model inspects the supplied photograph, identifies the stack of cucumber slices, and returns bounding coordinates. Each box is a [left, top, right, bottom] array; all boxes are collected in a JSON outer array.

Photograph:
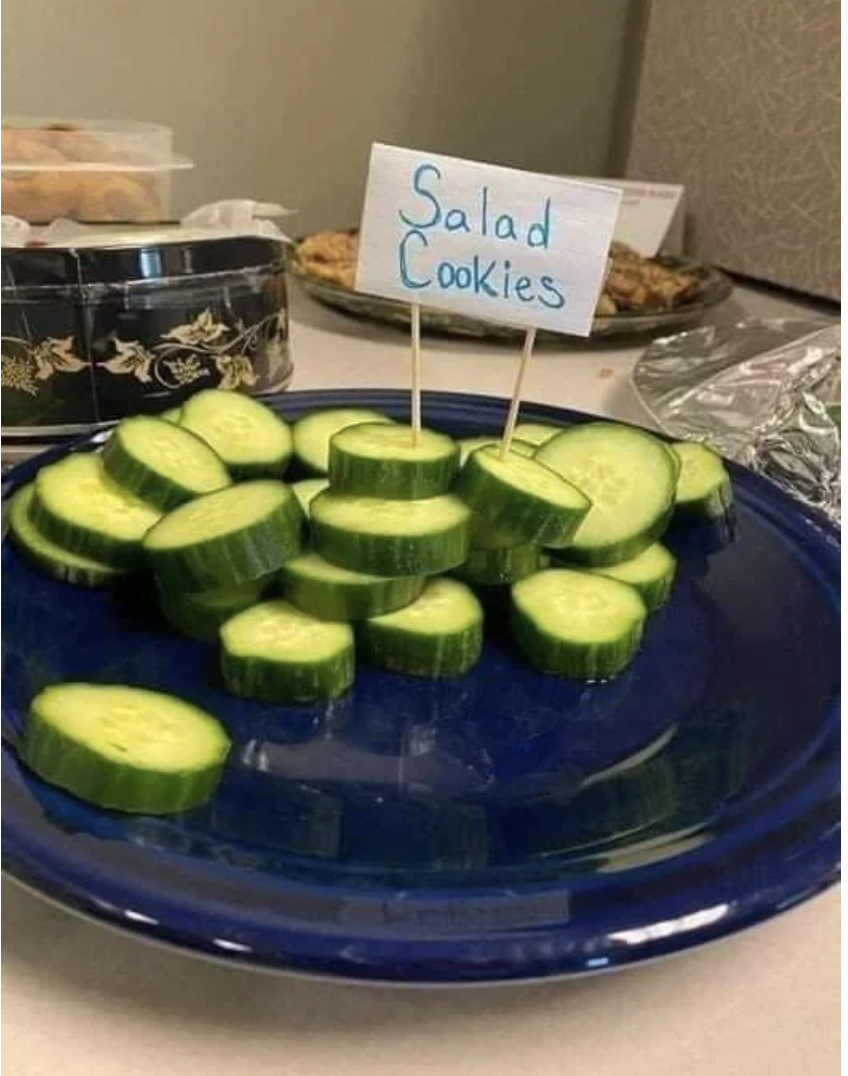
[[8, 388, 734, 815]]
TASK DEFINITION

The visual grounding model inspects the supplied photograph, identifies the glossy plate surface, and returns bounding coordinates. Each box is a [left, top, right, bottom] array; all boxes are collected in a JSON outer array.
[[1, 390, 839, 984]]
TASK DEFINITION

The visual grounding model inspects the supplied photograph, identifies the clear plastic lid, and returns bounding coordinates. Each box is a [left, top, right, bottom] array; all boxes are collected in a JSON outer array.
[[2, 116, 193, 173]]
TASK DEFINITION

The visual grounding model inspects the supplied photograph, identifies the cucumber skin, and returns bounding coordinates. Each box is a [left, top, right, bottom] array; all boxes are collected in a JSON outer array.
[[293, 410, 394, 476], [455, 449, 590, 548], [589, 564, 675, 613], [553, 546, 678, 612], [144, 483, 303, 592], [30, 476, 156, 569], [21, 705, 228, 815], [455, 542, 545, 587], [221, 645, 355, 704], [311, 495, 473, 577], [565, 505, 675, 568], [280, 563, 426, 621], [511, 577, 646, 681], [159, 577, 273, 642], [674, 477, 735, 523], [328, 435, 460, 500], [227, 457, 292, 482], [537, 424, 678, 567], [9, 485, 125, 587], [102, 421, 231, 511], [358, 615, 484, 678], [179, 391, 293, 481]]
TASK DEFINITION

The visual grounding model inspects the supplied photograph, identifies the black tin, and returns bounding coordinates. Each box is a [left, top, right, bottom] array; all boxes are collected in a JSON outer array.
[[1, 232, 292, 434]]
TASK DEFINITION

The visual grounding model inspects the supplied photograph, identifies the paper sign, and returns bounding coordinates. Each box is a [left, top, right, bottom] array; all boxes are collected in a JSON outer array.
[[356, 144, 622, 337], [563, 176, 684, 256]]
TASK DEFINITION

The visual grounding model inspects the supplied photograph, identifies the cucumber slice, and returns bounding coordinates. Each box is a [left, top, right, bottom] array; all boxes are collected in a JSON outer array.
[[537, 423, 677, 566], [220, 599, 355, 702], [455, 541, 545, 587], [161, 406, 182, 424], [31, 453, 161, 568], [21, 683, 230, 814], [456, 445, 591, 547], [102, 415, 232, 511], [144, 480, 302, 591], [159, 575, 273, 642], [290, 478, 330, 516], [179, 389, 293, 480], [581, 542, 677, 611], [672, 441, 734, 521], [293, 408, 393, 475], [9, 484, 125, 587], [280, 551, 426, 621], [458, 436, 535, 465], [359, 578, 483, 678], [329, 423, 460, 499], [311, 490, 472, 576], [512, 568, 647, 680], [512, 421, 561, 447]]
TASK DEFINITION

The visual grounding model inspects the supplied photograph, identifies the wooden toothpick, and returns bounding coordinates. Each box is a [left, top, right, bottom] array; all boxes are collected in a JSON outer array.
[[500, 327, 537, 458], [410, 302, 422, 445]]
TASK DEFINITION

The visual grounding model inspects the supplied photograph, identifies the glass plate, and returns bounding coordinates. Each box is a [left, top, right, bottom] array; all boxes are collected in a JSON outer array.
[[290, 260, 734, 341], [1, 390, 839, 985]]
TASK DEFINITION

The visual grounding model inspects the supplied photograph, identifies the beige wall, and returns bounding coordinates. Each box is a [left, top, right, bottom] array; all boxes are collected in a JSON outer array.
[[2, 0, 637, 233]]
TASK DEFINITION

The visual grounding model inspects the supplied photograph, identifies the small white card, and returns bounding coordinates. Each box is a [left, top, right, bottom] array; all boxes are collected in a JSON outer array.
[[563, 176, 685, 256], [356, 144, 622, 337]]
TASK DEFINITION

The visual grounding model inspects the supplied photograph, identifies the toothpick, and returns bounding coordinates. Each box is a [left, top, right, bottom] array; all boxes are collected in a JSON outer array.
[[410, 303, 422, 445], [500, 327, 537, 458]]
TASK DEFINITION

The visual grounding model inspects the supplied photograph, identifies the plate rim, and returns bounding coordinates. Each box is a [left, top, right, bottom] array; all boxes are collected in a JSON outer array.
[[1, 389, 840, 985]]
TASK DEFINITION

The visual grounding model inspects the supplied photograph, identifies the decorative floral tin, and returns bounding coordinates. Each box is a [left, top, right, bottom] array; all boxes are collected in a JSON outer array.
[[1, 227, 292, 435]]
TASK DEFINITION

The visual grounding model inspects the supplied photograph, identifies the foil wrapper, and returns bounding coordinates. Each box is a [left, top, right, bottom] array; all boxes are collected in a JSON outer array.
[[633, 318, 841, 522]]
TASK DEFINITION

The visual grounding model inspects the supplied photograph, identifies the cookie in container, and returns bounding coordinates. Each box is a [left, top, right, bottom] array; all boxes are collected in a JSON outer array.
[[1, 116, 193, 224]]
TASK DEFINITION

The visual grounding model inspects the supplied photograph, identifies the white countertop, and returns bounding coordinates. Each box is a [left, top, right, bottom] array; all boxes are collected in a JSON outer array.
[[3, 280, 839, 1076]]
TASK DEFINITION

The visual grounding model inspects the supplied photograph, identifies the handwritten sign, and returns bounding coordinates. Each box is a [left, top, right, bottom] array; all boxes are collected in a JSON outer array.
[[564, 176, 685, 256], [356, 144, 622, 337]]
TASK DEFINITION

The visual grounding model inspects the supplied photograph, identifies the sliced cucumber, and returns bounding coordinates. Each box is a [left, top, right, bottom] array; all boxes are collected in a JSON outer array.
[[311, 490, 472, 576], [455, 541, 545, 587], [512, 568, 647, 680], [280, 551, 426, 621], [159, 575, 274, 642], [537, 423, 677, 566], [672, 441, 734, 521], [143, 480, 302, 591], [456, 445, 591, 547], [220, 599, 355, 702], [293, 408, 393, 475], [9, 484, 125, 587], [102, 415, 232, 511], [291, 478, 329, 516], [31, 453, 161, 568], [512, 421, 561, 447], [21, 683, 230, 814], [458, 436, 535, 466], [358, 578, 483, 678], [179, 389, 293, 480], [580, 542, 677, 611], [329, 423, 459, 499], [160, 406, 182, 424]]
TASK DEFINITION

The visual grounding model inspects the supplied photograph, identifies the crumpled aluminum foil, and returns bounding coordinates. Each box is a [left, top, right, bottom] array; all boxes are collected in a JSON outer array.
[[633, 318, 841, 522]]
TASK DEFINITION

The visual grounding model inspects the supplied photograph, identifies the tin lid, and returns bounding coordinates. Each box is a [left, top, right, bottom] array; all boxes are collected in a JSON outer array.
[[1, 232, 286, 288], [1, 201, 292, 288]]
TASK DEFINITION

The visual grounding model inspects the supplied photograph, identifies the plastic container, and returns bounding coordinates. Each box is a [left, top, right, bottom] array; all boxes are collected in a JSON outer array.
[[1, 117, 193, 224], [1, 220, 292, 438]]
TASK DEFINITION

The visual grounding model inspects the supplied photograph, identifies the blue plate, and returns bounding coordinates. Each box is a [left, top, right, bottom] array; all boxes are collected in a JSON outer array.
[[1, 390, 840, 985]]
